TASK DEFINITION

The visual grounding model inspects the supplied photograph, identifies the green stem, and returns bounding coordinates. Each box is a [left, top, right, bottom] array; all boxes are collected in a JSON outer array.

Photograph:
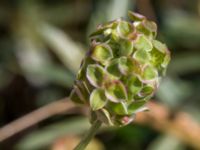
[[74, 120, 102, 150]]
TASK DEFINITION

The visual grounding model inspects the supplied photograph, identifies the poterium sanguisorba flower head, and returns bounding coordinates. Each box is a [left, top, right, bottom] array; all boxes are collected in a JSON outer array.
[[70, 11, 171, 126]]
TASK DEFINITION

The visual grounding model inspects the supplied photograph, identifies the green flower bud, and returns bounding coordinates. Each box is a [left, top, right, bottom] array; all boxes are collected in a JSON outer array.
[[70, 11, 171, 126]]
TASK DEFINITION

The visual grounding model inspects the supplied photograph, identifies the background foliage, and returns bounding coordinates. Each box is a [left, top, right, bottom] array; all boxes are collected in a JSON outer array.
[[0, 0, 200, 150]]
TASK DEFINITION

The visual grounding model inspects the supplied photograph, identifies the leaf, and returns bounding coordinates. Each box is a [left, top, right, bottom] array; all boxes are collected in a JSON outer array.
[[128, 11, 146, 21], [133, 49, 150, 63], [119, 39, 133, 56], [142, 65, 157, 80], [74, 80, 92, 101], [117, 21, 133, 37], [106, 58, 121, 78], [105, 80, 127, 102], [128, 100, 146, 114], [139, 85, 154, 97], [134, 35, 153, 52], [119, 57, 135, 75], [86, 64, 106, 87], [135, 21, 156, 38], [96, 109, 113, 126], [152, 40, 170, 69], [150, 48, 165, 71], [77, 57, 95, 80], [143, 20, 157, 37], [153, 40, 168, 54], [69, 88, 85, 104], [90, 89, 107, 110], [104, 28, 113, 36], [107, 101, 128, 115], [90, 28, 107, 37], [91, 44, 113, 65], [127, 76, 143, 95], [111, 29, 120, 41], [162, 54, 171, 68]]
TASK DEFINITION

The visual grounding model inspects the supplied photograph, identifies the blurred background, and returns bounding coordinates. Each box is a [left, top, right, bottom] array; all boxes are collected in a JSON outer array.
[[0, 0, 200, 150]]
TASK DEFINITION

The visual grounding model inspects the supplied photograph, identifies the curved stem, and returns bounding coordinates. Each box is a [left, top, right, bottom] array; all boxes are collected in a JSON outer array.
[[74, 120, 102, 150]]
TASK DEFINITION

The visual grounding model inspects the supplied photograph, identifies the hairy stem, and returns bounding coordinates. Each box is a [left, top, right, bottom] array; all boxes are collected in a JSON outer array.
[[74, 120, 102, 150]]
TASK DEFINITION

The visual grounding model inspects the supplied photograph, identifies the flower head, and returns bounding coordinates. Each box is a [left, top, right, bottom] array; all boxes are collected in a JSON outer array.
[[70, 11, 170, 126]]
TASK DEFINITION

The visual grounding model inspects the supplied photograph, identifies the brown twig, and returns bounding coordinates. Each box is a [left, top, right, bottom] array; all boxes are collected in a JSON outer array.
[[0, 98, 200, 149], [0, 98, 75, 142]]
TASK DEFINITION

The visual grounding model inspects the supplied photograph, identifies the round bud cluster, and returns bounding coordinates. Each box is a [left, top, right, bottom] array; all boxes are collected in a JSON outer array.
[[70, 11, 170, 126]]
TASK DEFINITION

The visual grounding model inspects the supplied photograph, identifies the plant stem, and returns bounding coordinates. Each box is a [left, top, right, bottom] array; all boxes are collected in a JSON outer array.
[[74, 120, 102, 150]]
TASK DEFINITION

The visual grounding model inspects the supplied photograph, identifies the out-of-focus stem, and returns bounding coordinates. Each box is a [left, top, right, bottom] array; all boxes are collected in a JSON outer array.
[[74, 120, 102, 150]]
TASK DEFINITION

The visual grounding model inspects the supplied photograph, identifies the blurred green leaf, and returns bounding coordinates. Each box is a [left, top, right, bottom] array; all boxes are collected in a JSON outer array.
[[16, 117, 90, 150], [38, 23, 84, 74], [163, 10, 200, 48], [14, 24, 74, 87], [148, 135, 185, 150], [156, 77, 192, 107]]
